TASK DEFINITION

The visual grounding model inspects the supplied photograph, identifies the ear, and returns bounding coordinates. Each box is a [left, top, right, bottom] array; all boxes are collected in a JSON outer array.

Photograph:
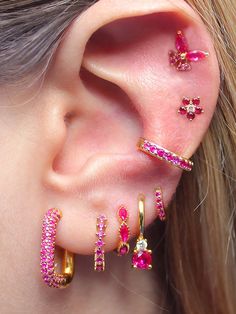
[[40, 0, 220, 254]]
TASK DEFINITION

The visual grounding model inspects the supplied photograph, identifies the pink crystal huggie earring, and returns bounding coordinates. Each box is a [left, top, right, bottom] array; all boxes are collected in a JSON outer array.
[[155, 188, 166, 221], [40, 208, 74, 288], [137, 137, 194, 171], [116, 206, 130, 256], [94, 214, 107, 271], [132, 194, 152, 270]]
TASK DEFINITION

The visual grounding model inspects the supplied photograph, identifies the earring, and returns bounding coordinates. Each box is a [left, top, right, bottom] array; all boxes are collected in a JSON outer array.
[[94, 214, 107, 271], [137, 137, 193, 171], [169, 30, 209, 71], [155, 188, 166, 221], [116, 206, 130, 256], [40, 208, 74, 288], [132, 194, 152, 270], [178, 97, 204, 121]]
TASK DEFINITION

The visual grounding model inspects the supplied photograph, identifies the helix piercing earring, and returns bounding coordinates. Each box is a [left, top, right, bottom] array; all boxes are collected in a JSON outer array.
[[169, 30, 209, 71], [137, 137, 193, 171], [132, 194, 152, 270], [94, 214, 107, 271], [155, 188, 166, 221], [116, 206, 130, 256], [178, 97, 204, 121], [40, 208, 74, 288]]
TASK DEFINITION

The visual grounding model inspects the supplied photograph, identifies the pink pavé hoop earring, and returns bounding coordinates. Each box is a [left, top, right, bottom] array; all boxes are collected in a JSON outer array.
[[40, 208, 74, 288], [137, 137, 193, 171], [155, 188, 166, 221]]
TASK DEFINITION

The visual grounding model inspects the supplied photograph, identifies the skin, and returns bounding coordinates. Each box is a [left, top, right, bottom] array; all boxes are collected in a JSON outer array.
[[0, 0, 220, 313]]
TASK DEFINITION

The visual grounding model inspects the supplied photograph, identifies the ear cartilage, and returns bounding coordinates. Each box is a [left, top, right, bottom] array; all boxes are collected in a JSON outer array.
[[116, 206, 130, 256], [169, 30, 209, 71], [132, 194, 152, 270], [178, 97, 204, 121], [137, 137, 193, 171], [155, 188, 166, 221], [40, 208, 74, 288], [94, 214, 107, 271]]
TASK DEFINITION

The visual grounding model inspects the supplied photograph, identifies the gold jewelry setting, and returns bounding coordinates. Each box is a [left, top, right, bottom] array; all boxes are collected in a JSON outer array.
[[137, 137, 193, 171], [132, 194, 152, 270]]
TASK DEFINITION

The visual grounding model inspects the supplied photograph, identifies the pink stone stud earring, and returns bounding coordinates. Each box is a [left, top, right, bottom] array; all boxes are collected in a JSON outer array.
[[155, 188, 166, 221], [178, 97, 204, 121], [132, 194, 152, 270], [137, 137, 194, 171], [169, 30, 209, 71], [94, 214, 107, 271], [40, 208, 74, 288], [116, 206, 130, 256]]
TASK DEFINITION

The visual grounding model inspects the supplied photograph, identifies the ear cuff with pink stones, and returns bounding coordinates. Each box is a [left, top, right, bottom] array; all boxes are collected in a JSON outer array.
[[137, 137, 193, 171]]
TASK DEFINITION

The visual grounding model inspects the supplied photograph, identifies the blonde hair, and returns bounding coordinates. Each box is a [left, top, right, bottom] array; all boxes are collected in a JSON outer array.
[[1, 1, 236, 313]]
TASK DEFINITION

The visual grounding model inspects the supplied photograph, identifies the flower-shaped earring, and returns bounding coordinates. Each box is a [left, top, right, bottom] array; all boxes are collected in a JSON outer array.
[[178, 97, 204, 121], [169, 30, 209, 71]]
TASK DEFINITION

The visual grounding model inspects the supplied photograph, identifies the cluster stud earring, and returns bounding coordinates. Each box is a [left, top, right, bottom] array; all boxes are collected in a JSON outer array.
[[169, 30, 209, 71]]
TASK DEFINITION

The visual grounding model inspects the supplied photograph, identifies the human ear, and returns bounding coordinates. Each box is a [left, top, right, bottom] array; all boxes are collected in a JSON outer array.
[[37, 0, 220, 254]]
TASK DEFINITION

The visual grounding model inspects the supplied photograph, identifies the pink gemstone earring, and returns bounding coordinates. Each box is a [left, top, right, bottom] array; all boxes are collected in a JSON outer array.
[[40, 208, 74, 288], [94, 214, 107, 271], [116, 206, 130, 256], [132, 194, 152, 270], [155, 188, 166, 221], [169, 30, 209, 71], [137, 137, 194, 171], [178, 97, 204, 121]]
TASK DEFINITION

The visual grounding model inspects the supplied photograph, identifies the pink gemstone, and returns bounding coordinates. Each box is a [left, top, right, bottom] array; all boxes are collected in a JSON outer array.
[[169, 50, 179, 65], [187, 112, 195, 120], [157, 202, 163, 209], [143, 142, 151, 151], [118, 207, 128, 221], [195, 106, 203, 114], [96, 231, 105, 238], [118, 244, 129, 256], [173, 156, 180, 165], [182, 98, 190, 106], [163, 152, 171, 161], [176, 31, 188, 53], [98, 214, 106, 221], [179, 106, 187, 115], [150, 146, 157, 154], [97, 223, 105, 230], [157, 150, 164, 158], [192, 97, 200, 106], [95, 239, 105, 247], [177, 60, 191, 71], [96, 248, 104, 256], [186, 50, 208, 62], [132, 251, 152, 270], [120, 224, 129, 242], [95, 257, 103, 264], [180, 160, 189, 169], [95, 265, 104, 271]]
